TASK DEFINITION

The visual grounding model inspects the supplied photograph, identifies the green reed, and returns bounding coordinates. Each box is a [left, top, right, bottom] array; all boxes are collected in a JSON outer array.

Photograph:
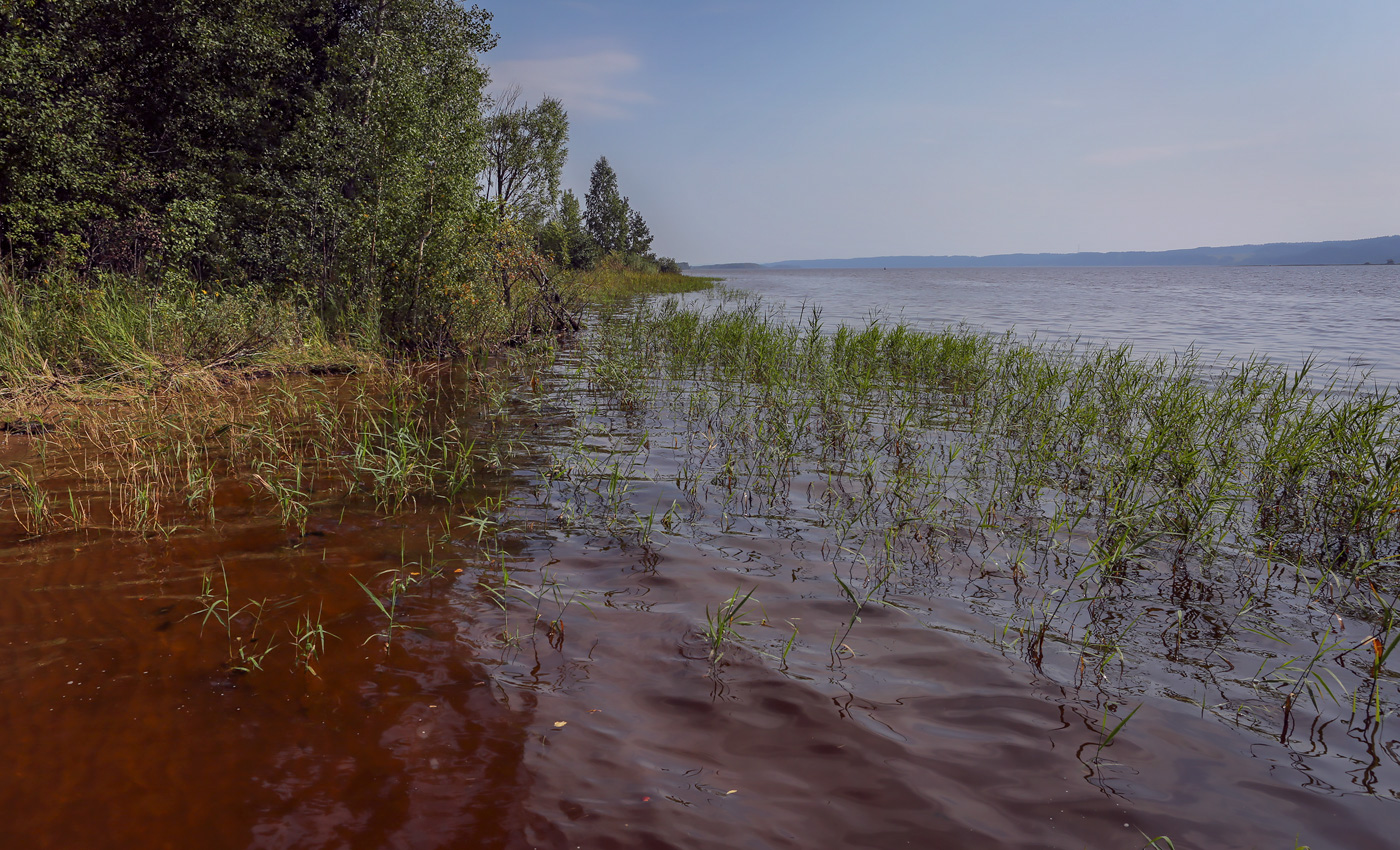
[[534, 287, 1400, 743], [702, 586, 758, 665]]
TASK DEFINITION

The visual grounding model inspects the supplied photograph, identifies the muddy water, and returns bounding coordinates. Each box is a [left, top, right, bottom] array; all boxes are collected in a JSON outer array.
[[0, 480, 554, 847], [1, 349, 1398, 848]]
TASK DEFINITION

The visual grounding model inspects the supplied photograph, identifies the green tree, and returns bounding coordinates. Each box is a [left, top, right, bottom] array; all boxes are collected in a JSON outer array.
[[538, 189, 593, 269], [337, 0, 496, 342], [0, 0, 501, 347], [0, 0, 115, 265], [627, 207, 653, 256], [0, 0, 342, 274], [482, 86, 568, 229], [583, 156, 630, 255]]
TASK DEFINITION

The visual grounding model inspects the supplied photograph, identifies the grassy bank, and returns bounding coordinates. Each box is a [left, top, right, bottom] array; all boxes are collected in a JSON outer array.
[[0, 267, 713, 412], [564, 266, 716, 305]]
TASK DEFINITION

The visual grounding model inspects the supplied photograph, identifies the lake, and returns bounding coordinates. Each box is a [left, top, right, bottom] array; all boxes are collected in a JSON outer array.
[[689, 264, 1400, 386], [4, 269, 1400, 849]]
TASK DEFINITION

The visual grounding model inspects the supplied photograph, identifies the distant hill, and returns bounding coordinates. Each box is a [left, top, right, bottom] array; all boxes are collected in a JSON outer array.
[[699, 236, 1400, 270]]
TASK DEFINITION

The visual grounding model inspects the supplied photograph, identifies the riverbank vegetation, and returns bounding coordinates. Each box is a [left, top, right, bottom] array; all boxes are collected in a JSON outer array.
[[5, 2, 1400, 841], [0, 0, 686, 396], [11, 277, 1391, 774]]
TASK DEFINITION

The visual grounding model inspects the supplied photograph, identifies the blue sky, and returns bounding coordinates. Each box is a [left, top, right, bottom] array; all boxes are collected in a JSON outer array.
[[484, 1, 1400, 265]]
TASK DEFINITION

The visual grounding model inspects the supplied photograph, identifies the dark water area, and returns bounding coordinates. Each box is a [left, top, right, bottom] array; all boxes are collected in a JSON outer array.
[[2, 276, 1400, 849], [689, 265, 1400, 387]]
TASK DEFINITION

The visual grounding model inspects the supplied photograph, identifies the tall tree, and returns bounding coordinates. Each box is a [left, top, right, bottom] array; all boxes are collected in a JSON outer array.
[[481, 86, 568, 228], [583, 156, 629, 255], [339, 0, 496, 338]]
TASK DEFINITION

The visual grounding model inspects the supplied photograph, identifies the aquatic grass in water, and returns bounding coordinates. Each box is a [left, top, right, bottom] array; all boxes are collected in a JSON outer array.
[[0, 355, 543, 691], [528, 290, 1400, 756], [702, 586, 758, 665]]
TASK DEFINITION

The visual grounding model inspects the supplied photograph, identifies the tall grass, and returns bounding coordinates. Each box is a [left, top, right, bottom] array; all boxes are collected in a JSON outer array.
[[601, 294, 1400, 574], [0, 269, 344, 385], [0, 266, 710, 395], [565, 267, 717, 306]]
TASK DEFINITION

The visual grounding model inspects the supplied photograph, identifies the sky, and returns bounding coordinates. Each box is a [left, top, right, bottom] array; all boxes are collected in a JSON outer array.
[[483, 1, 1400, 265]]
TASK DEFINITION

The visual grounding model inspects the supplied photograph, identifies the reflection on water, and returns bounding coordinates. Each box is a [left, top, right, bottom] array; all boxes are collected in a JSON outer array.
[[692, 265, 1400, 386]]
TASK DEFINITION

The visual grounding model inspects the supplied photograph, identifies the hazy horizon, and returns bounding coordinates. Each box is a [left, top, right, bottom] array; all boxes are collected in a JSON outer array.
[[699, 233, 1400, 267]]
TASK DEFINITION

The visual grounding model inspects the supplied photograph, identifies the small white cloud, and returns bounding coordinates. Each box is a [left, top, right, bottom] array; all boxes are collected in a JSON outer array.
[[491, 51, 651, 119]]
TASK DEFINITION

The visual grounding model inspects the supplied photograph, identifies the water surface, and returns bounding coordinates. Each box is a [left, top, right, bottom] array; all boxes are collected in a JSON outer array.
[[4, 275, 1400, 849], [691, 265, 1400, 385]]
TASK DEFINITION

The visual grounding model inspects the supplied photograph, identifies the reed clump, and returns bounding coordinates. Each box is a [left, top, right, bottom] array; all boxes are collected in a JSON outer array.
[[525, 287, 1400, 747]]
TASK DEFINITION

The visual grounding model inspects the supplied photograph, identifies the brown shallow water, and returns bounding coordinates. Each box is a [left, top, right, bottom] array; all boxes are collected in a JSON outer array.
[[1, 353, 1398, 849]]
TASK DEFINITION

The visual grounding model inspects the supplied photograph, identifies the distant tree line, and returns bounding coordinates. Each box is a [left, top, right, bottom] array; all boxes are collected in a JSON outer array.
[[0, 0, 678, 349]]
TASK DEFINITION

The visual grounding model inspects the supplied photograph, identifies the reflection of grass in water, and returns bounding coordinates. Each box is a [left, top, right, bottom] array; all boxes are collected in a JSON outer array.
[[539, 290, 1400, 746]]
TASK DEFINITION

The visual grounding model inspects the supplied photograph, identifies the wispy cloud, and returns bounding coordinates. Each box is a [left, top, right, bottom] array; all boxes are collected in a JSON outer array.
[[491, 52, 651, 119], [1084, 138, 1255, 166]]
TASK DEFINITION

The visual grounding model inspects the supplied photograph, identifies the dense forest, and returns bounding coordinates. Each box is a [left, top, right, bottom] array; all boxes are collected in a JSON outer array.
[[0, 0, 676, 360]]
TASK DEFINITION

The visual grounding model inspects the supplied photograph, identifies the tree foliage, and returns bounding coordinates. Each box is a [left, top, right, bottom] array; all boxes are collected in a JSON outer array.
[[0, 2, 675, 352], [0, 0, 500, 345], [538, 189, 593, 269], [583, 156, 626, 255], [582, 156, 661, 266], [627, 208, 653, 256], [481, 86, 568, 228]]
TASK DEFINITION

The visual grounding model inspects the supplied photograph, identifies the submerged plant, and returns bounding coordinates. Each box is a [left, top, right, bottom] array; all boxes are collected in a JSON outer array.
[[523, 289, 1400, 756], [354, 571, 416, 651], [4, 465, 55, 536]]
